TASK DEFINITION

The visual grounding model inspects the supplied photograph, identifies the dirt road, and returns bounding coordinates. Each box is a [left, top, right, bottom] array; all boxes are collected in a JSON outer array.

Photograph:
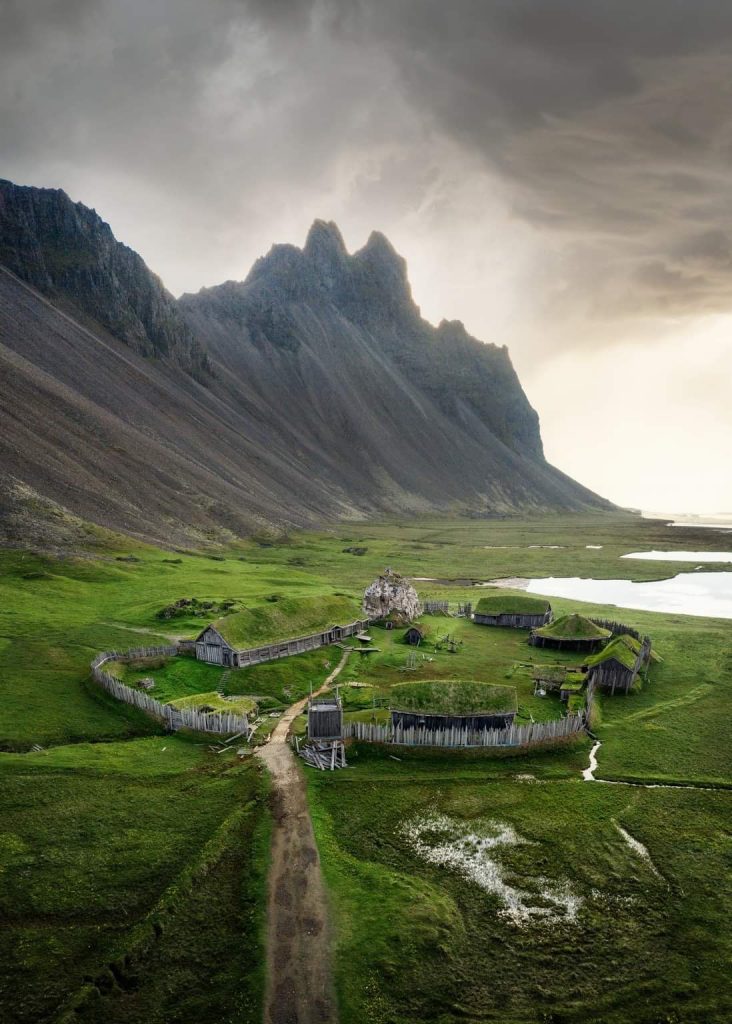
[[255, 652, 349, 1024]]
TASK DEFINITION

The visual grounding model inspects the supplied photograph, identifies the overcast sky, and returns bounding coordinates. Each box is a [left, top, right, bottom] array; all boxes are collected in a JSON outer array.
[[3, 0, 731, 512]]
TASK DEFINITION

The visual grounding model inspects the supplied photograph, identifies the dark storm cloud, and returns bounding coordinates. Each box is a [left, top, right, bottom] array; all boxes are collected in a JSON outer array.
[[4, 0, 732, 323]]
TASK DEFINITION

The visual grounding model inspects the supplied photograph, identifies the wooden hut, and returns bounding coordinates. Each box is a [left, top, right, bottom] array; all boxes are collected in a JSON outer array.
[[532, 666, 587, 702], [307, 695, 343, 740], [404, 625, 426, 646], [473, 592, 552, 629], [585, 634, 655, 695], [529, 613, 611, 652], [390, 680, 517, 734]]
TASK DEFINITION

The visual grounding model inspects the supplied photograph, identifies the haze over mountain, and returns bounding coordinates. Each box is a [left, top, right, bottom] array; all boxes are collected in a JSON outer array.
[[0, 179, 610, 547]]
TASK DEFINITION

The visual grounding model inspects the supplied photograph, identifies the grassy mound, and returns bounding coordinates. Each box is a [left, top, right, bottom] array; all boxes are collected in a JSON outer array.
[[167, 692, 257, 716], [474, 592, 551, 615], [212, 594, 361, 648], [390, 680, 517, 716], [533, 613, 611, 641]]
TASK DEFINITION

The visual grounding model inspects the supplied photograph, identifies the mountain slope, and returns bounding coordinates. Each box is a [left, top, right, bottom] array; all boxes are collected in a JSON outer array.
[[0, 184, 610, 547], [0, 179, 210, 378]]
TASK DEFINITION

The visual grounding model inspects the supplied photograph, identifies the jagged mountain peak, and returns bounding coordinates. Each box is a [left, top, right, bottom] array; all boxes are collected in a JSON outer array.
[[0, 177, 610, 547], [303, 219, 348, 263]]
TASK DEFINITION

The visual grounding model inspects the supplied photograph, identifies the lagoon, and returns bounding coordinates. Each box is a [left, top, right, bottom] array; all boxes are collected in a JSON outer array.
[[524, 571, 732, 620], [622, 550, 732, 563]]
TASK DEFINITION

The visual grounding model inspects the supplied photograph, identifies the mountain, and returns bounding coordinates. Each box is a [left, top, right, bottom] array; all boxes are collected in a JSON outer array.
[[0, 179, 209, 378], [0, 181, 610, 548]]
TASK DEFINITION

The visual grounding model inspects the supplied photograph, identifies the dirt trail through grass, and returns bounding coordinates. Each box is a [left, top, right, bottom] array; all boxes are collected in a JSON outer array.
[[256, 650, 350, 1024]]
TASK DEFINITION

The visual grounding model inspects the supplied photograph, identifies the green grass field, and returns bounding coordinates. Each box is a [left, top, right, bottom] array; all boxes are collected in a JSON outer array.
[[1, 511, 731, 1022]]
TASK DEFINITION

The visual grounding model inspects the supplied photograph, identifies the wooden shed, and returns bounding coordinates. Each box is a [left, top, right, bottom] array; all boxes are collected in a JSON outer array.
[[529, 613, 611, 652], [473, 592, 552, 629], [404, 625, 426, 646], [390, 680, 517, 734], [585, 635, 654, 695], [307, 696, 343, 740]]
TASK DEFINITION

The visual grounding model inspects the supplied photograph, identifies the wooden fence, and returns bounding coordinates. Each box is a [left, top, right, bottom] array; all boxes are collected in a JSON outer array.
[[589, 618, 642, 641], [343, 711, 586, 749], [90, 645, 251, 736], [423, 600, 450, 615]]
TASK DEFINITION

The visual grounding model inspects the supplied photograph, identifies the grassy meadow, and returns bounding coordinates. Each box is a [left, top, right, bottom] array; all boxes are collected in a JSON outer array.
[[1, 511, 731, 1022]]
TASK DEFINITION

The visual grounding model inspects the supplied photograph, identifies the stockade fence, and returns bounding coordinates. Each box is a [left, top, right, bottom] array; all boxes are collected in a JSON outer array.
[[422, 600, 450, 615], [343, 711, 586, 749], [589, 618, 642, 641], [90, 645, 251, 736]]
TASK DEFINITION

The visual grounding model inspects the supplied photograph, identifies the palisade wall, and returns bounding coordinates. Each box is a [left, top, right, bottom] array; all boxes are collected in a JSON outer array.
[[343, 711, 586, 749], [90, 646, 251, 736]]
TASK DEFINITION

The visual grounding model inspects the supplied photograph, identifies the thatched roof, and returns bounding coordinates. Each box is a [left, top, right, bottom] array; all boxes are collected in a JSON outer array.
[[208, 594, 360, 648], [586, 634, 660, 670], [474, 592, 551, 615], [390, 680, 517, 716], [532, 613, 611, 641]]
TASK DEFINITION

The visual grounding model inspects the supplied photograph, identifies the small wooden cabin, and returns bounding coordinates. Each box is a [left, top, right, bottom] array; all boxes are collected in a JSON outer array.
[[404, 625, 426, 646], [308, 696, 343, 740], [585, 635, 653, 695], [529, 614, 611, 652], [473, 592, 552, 629]]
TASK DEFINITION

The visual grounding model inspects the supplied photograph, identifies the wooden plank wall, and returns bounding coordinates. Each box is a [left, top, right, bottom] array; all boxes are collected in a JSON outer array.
[[343, 711, 585, 748], [233, 618, 370, 667]]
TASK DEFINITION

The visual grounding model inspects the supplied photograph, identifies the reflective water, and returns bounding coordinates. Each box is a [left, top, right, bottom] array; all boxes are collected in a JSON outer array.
[[622, 550, 732, 563], [525, 572, 732, 619]]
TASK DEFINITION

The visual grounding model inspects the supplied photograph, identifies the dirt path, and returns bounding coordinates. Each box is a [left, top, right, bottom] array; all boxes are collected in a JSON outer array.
[[255, 651, 350, 1024]]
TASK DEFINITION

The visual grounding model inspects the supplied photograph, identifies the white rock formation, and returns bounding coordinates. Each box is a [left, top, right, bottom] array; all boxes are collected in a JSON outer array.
[[363, 568, 422, 623]]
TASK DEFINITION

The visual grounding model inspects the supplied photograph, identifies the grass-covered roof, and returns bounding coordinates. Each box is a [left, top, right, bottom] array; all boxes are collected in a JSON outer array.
[[209, 594, 361, 648], [586, 634, 661, 670], [167, 692, 257, 715], [474, 592, 551, 615], [390, 680, 517, 716], [533, 613, 611, 641]]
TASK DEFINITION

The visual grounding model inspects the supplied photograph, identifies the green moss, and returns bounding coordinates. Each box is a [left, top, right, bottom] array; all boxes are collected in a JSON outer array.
[[533, 613, 612, 640], [389, 679, 517, 715], [211, 594, 361, 647], [167, 691, 257, 715], [474, 591, 551, 615]]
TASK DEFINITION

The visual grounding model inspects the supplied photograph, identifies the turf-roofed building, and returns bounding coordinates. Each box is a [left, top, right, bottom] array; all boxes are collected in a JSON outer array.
[[390, 680, 518, 733], [473, 591, 552, 629], [195, 595, 368, 667], [529, 613, 611, 651], [585, 634, 657, 695]]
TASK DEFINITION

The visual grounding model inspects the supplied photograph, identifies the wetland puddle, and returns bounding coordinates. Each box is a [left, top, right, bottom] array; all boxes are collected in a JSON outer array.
[[400, 813, 581, 926]]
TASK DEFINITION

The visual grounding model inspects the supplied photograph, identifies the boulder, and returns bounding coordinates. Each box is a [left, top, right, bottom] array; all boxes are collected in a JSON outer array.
[[363, 568, 421, 624]]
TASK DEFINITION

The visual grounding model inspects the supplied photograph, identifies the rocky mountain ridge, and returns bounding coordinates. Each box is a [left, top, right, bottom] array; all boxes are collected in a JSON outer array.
[[0, 181, 611, 547], [0, 179, 210, 378]]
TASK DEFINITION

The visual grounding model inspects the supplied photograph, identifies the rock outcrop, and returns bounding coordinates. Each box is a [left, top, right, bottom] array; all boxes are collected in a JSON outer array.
[[0, 179, 210, 379], [363, 569, 422, 624]]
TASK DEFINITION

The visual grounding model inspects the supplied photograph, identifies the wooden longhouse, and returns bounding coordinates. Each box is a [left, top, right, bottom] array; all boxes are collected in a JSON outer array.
[[194, 607, 370, 668], [473, 592, 552, 629], [389, 680, 517, 734]]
